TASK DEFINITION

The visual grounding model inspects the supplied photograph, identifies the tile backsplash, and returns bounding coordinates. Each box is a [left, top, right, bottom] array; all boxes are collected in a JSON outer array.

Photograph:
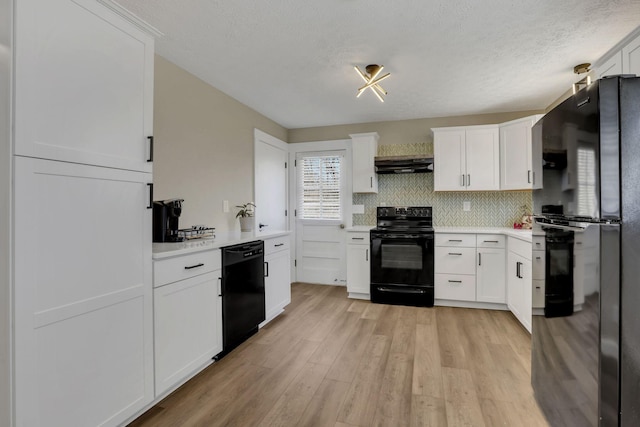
[[352, 143, 532, 227]]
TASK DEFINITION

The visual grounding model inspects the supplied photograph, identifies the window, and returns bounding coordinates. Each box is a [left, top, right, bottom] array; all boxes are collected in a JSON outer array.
[[298, 154, 342, 220]]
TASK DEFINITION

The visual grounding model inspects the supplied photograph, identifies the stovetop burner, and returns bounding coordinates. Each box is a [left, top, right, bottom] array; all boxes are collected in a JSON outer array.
[[373, 206, 433, 233]]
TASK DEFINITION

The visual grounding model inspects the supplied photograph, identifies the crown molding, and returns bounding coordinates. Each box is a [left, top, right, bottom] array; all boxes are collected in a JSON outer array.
[[96, 0, 163, 38]]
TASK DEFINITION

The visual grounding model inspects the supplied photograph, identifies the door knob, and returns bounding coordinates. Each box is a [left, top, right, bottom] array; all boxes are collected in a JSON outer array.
[[340, 224, 345, 229]]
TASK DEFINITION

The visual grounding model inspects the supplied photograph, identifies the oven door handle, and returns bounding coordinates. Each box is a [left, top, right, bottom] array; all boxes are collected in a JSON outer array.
[[371, 234, 434, 239], [376, 286, 427, 294], [533, 217, 586, 232]]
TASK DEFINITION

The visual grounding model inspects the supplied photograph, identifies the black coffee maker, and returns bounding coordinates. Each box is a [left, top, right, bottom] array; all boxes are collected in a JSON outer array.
[[153, 199, 185, 242]]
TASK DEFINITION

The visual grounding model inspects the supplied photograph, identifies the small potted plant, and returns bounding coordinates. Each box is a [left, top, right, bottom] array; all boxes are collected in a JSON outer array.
[[236, 202, 256, 232]]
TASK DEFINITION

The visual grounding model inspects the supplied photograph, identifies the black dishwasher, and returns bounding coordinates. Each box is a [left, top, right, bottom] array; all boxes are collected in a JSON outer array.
[[221, 240, 265, 356]]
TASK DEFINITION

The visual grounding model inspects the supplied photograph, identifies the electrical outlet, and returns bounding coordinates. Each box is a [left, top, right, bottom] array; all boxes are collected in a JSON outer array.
[[463, 201, 471, 211], [223, 200, 229, 213]]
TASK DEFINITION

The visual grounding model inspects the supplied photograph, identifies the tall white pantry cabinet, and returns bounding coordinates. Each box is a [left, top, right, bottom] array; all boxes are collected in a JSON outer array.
[[2, 1, 157, 426]]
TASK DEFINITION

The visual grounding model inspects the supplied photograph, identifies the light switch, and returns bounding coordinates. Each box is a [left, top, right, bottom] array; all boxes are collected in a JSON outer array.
[[223, 200, 229, 213], [463, 201, 471, 211]]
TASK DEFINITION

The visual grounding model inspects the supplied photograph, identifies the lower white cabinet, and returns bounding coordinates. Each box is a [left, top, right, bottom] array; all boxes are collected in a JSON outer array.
[[476, 234, 506, 304], [346, 231, 370, 298], [263, 235, 292, 325], [435, 233, 506, 305], [153, 249, 222, 397], [507, 237, 532, 333], [14, 157, 153, 427]]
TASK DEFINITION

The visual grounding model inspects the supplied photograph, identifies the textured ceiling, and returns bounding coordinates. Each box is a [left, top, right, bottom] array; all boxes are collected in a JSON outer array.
[[115, 0, 640, 129]]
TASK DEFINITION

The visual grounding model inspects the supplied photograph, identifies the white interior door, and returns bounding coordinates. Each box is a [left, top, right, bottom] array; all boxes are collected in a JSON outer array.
[[254, 129, 288, 233], [295, 150, 347, 285]]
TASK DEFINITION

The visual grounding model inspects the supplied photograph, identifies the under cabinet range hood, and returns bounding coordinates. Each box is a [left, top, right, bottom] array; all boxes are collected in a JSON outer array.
[[374, 155, 434, 174]]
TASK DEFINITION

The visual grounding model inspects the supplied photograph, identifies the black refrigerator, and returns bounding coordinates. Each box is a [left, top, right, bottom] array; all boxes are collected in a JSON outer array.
[[531, 75, 640, 426]]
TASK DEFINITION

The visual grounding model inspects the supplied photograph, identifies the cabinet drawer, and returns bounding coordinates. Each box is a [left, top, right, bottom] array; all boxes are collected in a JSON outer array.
[[435, 233, 476, 247], [154, 249, 221, 288], [264, 235, 290, 255], [509, 237, 532, 260], [435, 247, 476, 275], [532, 250, 545, 280], [476, 234, 505, 248], [532, 235, 545, 251], [435, 274, 476, 301], [533, 279, 545, 308], [347, 231, 370, 245]]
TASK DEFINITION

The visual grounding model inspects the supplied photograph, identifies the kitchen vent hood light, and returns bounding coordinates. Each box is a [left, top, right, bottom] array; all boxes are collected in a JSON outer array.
[[354, 64, 390, 102]]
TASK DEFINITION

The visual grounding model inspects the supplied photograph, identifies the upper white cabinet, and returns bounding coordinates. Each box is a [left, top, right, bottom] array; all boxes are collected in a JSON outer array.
[[14, 0, 155, 172], [622, 33, 640, 76], [597, 30, 640, 78], [499, 115, 543, 190], [433, 125, 500, 191], [351, 132, 378, 193]]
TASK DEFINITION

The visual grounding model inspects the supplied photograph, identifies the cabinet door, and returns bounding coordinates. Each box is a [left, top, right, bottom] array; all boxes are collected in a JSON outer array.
[[465, 127, 500, 191], [346, 244, 370, 295], [351, 134, 378, 193], [597, 52, 623, 79], [14, 0, 154, 172], [507, 252, 531, 333], [500, 119, 534, 190], [434, 130, 465, 191], [622, 34, 640, 76], [154, 271, 222, 397], [264, 249, 292, 323], [14, 157, 153, 427], [476, 248, 506, 303]]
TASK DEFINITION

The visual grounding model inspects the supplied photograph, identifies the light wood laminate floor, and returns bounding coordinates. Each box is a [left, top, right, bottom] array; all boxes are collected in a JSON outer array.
[[130, 283, 549, 427]]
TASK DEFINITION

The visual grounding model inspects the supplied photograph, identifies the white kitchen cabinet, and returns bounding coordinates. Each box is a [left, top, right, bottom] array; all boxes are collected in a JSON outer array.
[[346, 231, 370, 298], [507, 237, 532, 333], [532, 236, 545, 310], [14, 157, 154, 427], [263, 235, 292, 325], [476, 235, 506, 304], [434, 233, 476, 302], [596, 52, 623, 79], [14, 0, 155, 172], [499, 115, 543, 190], [351, 132, 379, 193], [622, 33, 640, 76], [10, 1, 157, 426], [433, 125, 500, 191], [154, 253, 222, 397]]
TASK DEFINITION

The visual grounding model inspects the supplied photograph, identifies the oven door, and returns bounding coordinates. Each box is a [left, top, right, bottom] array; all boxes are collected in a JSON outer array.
[[370, 232, 434, 286]]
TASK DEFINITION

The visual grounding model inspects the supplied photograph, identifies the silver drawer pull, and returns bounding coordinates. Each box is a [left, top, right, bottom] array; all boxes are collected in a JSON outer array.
[[536, 256, 541, 260], [274, 243, 285, 247], [448, 280, 462, 283], [448, 252, 462, 256], [483, 240, 499, 243], [351, 237, 365, 240], [184, 263, 204, 270], [448, 239, 462, 242]]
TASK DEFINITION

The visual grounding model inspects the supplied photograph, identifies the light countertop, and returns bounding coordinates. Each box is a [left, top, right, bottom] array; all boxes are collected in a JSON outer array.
[[153, 229, 291, 259], [346, 225, 375, 232], [434, 226, 533, 242]]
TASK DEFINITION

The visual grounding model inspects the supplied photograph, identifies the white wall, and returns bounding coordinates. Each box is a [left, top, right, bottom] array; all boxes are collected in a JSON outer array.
[[153, 56, 288, 232], [0, 0, 12, 425]]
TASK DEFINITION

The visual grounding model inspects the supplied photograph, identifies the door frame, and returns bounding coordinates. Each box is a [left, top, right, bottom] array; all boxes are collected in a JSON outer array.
[[288, 139, 352, 283]]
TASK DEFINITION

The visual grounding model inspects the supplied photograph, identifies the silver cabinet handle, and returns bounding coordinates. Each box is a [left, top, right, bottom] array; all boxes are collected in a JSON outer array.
[[448, 252, 462, 256], [448, 239, 462, 242], [448, 280, 462, 283], [217, 277, 222, 297], [352, 237, 365, 240], [461, 174, 465, 187], [478, 253, 481, 266], [366, 249, 369, 262], [370, 176, 373, 188], [274, 243, 284, 247], [483, 240, 499, 243], [467, 174, 470, 186], [528, 170, 532, 183]]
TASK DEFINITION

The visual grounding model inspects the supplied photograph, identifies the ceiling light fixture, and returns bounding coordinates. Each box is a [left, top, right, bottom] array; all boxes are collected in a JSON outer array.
[[572, 63, 592, 94], [354, 64, 390, 102]]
